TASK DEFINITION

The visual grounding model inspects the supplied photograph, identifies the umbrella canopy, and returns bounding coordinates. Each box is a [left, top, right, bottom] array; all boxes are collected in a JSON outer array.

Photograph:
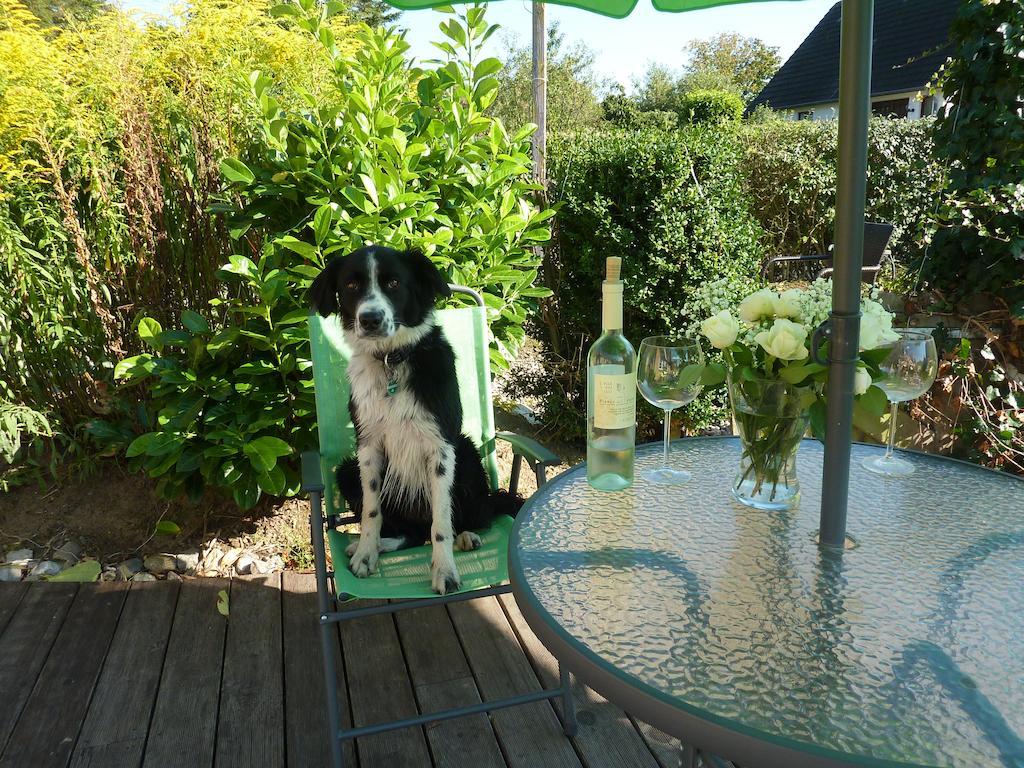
[[386, 0, 807, 19], [385, 0, 876, 551]]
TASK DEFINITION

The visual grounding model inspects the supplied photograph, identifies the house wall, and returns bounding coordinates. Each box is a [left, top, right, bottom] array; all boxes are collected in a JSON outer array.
[[781, 90, 945, 121]]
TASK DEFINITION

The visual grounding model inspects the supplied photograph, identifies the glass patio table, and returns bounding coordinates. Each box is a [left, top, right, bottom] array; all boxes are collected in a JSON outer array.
[[509, 437, 1024, 768]]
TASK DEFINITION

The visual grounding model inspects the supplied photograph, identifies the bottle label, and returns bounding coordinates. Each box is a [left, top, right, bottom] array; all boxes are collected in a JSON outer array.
[[593, 372, 636, 429]]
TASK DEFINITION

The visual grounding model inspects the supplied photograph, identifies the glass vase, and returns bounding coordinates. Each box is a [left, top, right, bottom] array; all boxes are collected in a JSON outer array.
[[728, 376, 810, 511]]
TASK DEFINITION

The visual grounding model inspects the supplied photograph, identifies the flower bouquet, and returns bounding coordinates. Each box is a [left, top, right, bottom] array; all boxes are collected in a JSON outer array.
[[696, 279, 900, 510]]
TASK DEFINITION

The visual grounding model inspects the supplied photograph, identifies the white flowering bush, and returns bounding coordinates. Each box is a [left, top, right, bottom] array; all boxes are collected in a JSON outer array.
[[691, 277, 899, 437]]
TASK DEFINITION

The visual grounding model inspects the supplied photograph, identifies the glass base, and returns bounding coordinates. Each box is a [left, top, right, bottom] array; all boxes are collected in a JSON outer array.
[[731, 479, 800, 511], [642, 467, 692, 485], [862, 454, 915, 477]]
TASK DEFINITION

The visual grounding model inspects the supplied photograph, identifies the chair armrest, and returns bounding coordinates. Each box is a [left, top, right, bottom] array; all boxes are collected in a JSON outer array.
[[496, 432, 560, 466], [301, 450, 325, 493], [762, 253, 831, 280]]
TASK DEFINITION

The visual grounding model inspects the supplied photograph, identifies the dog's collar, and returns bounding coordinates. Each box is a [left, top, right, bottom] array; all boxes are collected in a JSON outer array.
[[373, 344, 416, 369], [374, 344, 416, 397]]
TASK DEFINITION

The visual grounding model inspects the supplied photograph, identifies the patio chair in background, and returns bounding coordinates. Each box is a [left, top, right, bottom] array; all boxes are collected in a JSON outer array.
[[761, 221, 895, 285], [302, 285, 575, 768]]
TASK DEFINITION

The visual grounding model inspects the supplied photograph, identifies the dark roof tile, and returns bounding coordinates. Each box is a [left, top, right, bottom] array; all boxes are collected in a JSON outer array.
[[749, 0, 960, 112]]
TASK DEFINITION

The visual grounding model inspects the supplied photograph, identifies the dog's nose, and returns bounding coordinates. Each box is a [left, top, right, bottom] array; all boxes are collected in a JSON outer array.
[[358, 309, 384, 332]]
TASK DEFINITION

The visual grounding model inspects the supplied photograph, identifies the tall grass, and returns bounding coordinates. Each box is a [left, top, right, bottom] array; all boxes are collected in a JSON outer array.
[[0, 0, 354, 477]]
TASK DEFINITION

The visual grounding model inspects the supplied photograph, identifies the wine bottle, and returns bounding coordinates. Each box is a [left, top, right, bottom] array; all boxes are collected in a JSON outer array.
[[586, 257, 636, 491]]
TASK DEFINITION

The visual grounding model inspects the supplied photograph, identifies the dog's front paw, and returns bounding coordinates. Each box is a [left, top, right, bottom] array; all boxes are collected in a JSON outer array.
[[454, 531, 482, 552], [431, 560, 461, 595], [349, 542, 379, 578]]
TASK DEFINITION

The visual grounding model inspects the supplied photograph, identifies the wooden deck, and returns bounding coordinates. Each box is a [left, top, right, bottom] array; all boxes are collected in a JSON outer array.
[[0, 575, 688, 768]]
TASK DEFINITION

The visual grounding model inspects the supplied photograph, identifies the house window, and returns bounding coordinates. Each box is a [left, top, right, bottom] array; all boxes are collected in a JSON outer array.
[[796, 110, 813, 121], [872, 98, 910, 119]]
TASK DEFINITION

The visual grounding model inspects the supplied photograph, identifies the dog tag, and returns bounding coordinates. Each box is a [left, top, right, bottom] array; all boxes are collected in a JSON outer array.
[[385, 379, 399, 397]]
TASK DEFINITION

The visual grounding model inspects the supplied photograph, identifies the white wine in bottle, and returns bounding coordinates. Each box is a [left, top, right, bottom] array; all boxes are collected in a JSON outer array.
[[586, 257, 636, 491]]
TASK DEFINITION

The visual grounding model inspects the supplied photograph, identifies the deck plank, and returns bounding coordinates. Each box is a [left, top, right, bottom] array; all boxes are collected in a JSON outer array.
[[281, 571, 357, 768], [69, 581, 179, 768], [0, 582, 29, 636], [0, 583, 78, 757], [0, 582, 128, 768], [448, 596, 583, 768], [497, 593, 662, 768], [215, 575, 285, 768], [338, 598, 431, 768], [394, 603, 506, 768], [142, 577, 229, 768]]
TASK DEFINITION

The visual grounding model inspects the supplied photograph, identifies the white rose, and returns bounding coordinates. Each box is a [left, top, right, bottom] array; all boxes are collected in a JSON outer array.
[[859, 301, 900, 351], [775, 288, 802, 319], [853, 366, 872, 395], [700, 310, 740, 349], [755, 318, 809, 361], [738, 289, 779, 323]]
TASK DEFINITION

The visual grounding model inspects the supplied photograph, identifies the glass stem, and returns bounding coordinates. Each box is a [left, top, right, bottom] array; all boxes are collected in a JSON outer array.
[[663, 409, 672, 468], [885, 402, 899, 460]]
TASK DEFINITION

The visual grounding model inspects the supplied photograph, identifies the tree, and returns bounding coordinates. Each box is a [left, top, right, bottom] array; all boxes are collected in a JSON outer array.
[[633, 62, 682, 112], [922, 0, 1024, 306], [22, 0, 106, 27], [683, 32, 780, 103], [491, 22, 605, 134], [344, 0, 399, 27]]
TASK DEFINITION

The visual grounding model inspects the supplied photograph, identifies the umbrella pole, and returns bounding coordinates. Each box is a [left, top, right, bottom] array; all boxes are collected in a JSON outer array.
[[820, 0, 873, 550], [532, 1, 547, 186]]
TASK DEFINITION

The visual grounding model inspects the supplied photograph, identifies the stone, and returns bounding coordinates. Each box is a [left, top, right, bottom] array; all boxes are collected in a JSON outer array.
[[132, 572, 157, 582], [219, 547, 242, 570], [201, 545, 224, 571], [26, 561, 61, 580], [117, 557, 144, 581], [267, 555, 285, 572], [175, 551, 200, 574], [144, 554, 178, 575], [234, 554, 254, 576], [165, 571, 183, 581], [0, 564, 22, 582], [100, 567, 118, 582], [4, 548, 32, 565], [249, 558, 270, 575], [52, 539, 82, 565]]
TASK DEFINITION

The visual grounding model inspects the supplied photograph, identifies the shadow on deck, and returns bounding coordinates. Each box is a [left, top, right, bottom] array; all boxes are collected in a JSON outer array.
[[0, 576, 685, 768]]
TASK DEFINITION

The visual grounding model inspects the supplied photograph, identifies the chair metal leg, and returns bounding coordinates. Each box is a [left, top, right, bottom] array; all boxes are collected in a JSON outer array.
[[509, 454, 523, 496], [311, 488, 345, 768], [558, 662, 578, 737]]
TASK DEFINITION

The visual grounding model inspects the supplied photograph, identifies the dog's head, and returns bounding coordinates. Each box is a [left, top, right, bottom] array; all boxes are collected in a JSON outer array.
[[310, 245, 450, 342]]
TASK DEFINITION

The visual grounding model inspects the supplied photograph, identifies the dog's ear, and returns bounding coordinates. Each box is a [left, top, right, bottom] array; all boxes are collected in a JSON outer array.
[[309, 255, 345, 317], [406, 248, 451, 303]]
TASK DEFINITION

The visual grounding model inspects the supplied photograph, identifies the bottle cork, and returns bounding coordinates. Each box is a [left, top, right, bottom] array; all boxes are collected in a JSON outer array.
[[605, 256, 622, 283]]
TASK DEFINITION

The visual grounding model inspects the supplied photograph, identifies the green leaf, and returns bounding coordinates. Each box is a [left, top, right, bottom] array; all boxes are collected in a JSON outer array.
[[809, 400, 827, 441], [359, 174, 379, 207], [678, 364, 703, 390], [155, 520, 182, 536], [217, 589, 230, 616], [220, 157, 255, 185], [137, 317, 163, 351], [778, 363, 827, 385], [699, 362, 727, 387], [278, 236, 319, 260], [313, 205, 333, 245], [126, 432, 157, 458], [181, 310, 210, 334], [46, 560, 100, 583], [859, 385, 888, 418]]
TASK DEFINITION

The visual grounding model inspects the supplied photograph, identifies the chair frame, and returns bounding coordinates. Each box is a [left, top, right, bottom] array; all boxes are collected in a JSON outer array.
[[761, 222, 896, 285], [302, 285, 576, 768]]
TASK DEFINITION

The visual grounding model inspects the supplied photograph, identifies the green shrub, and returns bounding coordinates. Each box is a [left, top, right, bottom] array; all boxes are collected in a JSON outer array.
[[529, 127, 763, 439], [740, 118, 942, 285], [110, 5, 553, 508], [678, 89, 744, 125], [922, 0, 1024, 307]]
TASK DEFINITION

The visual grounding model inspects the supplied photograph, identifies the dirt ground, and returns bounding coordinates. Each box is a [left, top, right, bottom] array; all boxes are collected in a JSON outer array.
[[0, 408, 581, 569]]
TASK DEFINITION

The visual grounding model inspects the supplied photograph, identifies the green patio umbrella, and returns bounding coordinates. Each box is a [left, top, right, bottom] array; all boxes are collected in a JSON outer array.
[[386, 0, 876, 551]]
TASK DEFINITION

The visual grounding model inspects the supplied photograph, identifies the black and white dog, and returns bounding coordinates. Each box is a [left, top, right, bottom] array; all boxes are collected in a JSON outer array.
[[310, 245, 520, 594]]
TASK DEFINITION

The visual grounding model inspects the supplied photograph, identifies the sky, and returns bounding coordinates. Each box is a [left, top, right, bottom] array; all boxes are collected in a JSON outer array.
[[118, 0, 838, 92], [398, 0, 837, 90]]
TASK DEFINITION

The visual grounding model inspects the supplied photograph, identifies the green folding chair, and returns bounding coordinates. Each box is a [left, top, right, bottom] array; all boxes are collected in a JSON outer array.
[[301, 285, 575, 768]]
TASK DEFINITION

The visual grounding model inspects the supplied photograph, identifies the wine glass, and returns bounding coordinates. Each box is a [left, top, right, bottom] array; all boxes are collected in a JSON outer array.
[[636, 337, 704, 485], [862, 329, 938, 477]]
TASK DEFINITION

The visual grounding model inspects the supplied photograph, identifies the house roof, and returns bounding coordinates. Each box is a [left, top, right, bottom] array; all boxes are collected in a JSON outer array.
[[748, 0, 960, 113]]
